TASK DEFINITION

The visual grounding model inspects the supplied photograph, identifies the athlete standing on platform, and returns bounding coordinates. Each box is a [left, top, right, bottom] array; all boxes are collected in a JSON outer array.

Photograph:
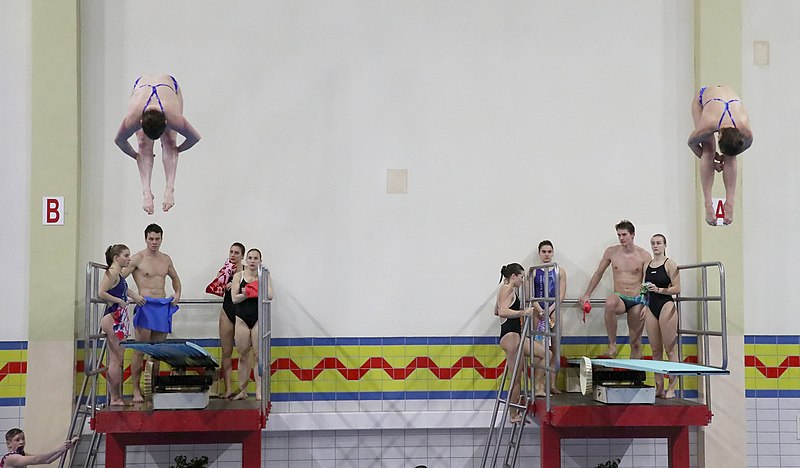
[[1, 429, 79, 467], [114, 74, 201, 214], [531, 240, 567, 393], [216, 243, 245, 398], [580, 220, 652, 359], [688, 85, 752, 225], [97, 244, 143, 406], [122, 223, 182, 403], [495, 263, 547, 423], [642, 234, 682, 399], [230, 249, 273, 401]]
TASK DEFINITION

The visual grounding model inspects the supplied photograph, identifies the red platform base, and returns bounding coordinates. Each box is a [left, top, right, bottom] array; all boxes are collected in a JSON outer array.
[[94, 399, 265, 468], [533, 394, 712, 468]]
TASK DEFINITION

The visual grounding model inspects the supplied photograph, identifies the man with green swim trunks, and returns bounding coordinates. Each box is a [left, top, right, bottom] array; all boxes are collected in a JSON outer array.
[[579, 220, 651, 359]]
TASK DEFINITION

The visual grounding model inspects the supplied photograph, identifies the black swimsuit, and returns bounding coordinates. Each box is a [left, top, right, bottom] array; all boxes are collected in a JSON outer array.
[[222, 276, 236, 324], [500, 295, 523, 338], [235, 278, 259, 329], [645, 259, 673, 319]]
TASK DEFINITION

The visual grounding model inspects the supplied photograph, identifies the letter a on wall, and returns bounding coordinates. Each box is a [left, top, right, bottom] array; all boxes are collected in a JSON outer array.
[[42, 196, 64, 225], [712, 197, 725, 227]]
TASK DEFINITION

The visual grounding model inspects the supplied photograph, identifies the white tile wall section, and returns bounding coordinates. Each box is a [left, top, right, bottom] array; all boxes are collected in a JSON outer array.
[[48, 396, 800, 466], [69, 426, 701, 467]]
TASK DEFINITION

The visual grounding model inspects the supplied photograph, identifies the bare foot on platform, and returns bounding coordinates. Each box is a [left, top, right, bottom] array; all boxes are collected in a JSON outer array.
[[143, 192, 155, 215], [601, 345, 618, 359], [109, 398, 130, 406], [231, 390, 248, 401], [663, 390, 676, 399], [132, 390, 144, 403]]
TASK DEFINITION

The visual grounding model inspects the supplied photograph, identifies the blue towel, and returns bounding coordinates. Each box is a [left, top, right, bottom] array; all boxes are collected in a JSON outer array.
[[133, 297, 180, 333]]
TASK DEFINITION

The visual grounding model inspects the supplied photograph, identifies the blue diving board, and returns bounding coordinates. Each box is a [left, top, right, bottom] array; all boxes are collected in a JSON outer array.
[[121, 340, 218, 368], [588, 358, 729, 376]]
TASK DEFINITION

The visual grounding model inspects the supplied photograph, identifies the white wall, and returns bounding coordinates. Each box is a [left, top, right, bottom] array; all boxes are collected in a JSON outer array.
[[742, 0, 800, 336], [79, 0, 695, 338], [0, 2, 31, 341]]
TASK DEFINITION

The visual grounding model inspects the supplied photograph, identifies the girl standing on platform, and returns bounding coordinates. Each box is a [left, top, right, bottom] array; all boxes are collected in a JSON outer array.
[[215, 242, 245, 398], [98, 244, 143, 405], [230, 249, 273, 400], [495, 263, 547, 423], [643, 234, 682, 399]]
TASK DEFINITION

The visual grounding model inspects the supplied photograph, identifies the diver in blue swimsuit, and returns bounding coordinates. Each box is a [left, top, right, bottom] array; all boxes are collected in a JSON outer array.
[[688, 85, 753, 226], [114, 74, 201, 214]]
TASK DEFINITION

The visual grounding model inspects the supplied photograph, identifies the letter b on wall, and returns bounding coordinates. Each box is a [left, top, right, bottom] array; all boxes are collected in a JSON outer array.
[[42, 196, 64, 225]]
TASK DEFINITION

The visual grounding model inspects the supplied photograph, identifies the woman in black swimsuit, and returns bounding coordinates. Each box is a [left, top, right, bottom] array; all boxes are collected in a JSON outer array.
[[217, 243, 245, 398], [230, 248, 273, 400], [495, 263, 547, 422], [643, 234, 682, 399]]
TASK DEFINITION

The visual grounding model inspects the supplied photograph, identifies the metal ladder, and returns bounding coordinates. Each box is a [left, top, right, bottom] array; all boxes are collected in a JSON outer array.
[[59, 262, 110, 468], [480, 313, 535, 468], [481, 262, 563, 467]]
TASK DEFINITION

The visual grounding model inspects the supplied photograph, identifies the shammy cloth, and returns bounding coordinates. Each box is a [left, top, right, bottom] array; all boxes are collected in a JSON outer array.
[[133, 297, 180, 333], [206, 260, 237, 297]]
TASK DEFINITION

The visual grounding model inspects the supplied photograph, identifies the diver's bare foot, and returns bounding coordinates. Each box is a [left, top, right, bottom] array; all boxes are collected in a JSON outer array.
[[602, 344, 618, 358], [143, 192, 155, 215], [509, 411, 522, 424], [109, 398, 129, 406], [132, 389, 144, 403], [663, 389, 676, 399], [704, 202, 716, 226], [723, 201, 734, 225], [232, 390, 248, 401], [162, 189, 175, 212], [550, 386, 562, 395]]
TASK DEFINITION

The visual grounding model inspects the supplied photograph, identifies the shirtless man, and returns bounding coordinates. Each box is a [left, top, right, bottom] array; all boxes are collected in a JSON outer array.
[[579, 220, 651, 359], [688, 85, 753, 225], [114, 74, 201, 214], [122, 223, 182, 403]]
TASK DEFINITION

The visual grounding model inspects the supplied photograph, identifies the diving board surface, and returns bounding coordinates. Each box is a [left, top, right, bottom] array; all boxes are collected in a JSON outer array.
[[121, 340, 218, 368], [589, 358, 728, 376]]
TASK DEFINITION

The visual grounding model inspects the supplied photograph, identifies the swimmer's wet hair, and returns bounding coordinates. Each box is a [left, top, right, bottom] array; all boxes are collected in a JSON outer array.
[[247, 248, 262, 259], [652, 233, 667, 244], [499, 263, 524, 283], [231, 243, 246, 255], [718, 127, 745, 156], [538, 240, 553, 252], [144, 223, 163, 238], [615, 220, 635, 234], [105, 244, 130, 267], [141, 109, 167, 140], [5, 428, 22, 442]]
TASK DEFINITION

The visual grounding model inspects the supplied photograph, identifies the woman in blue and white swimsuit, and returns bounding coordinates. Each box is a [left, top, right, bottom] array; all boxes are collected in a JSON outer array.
[[114, 74, 201, 215], [688, 85, 753, 226]]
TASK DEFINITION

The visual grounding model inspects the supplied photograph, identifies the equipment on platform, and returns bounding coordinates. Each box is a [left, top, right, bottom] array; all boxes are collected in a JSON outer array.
[[122, 340, 219, 410]]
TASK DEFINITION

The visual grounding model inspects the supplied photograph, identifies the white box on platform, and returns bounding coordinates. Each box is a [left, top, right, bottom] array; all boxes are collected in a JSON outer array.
[[594, 384, 655, 404], [152, 391, 209, 410]]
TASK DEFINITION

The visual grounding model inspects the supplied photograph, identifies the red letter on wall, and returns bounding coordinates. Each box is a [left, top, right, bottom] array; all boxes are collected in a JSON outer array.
[[42, 196, 64, 225]]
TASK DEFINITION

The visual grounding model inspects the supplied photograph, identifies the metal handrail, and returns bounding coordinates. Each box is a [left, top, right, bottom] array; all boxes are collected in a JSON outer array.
[[257, 265, 272, 425], [675, 261, 727, 409]]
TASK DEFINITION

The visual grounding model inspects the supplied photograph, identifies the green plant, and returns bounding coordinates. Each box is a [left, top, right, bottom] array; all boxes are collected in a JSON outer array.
[[594, 459, 620, 468], [170, 455, 209, 468]]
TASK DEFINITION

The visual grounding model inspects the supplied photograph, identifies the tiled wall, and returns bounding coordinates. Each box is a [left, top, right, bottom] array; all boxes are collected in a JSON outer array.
[[69, 428, 696, 468], [5, 336, 799, 466]]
